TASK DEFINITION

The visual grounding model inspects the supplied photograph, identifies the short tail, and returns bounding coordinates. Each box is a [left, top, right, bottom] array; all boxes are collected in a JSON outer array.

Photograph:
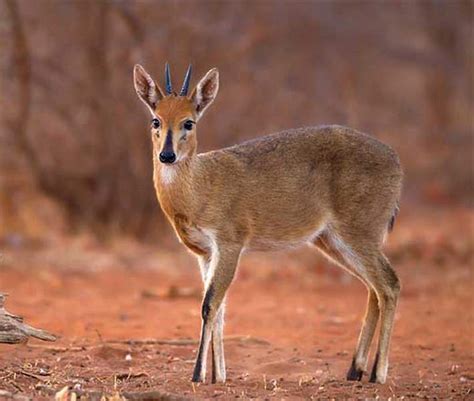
[[388, 202, 400, 232]]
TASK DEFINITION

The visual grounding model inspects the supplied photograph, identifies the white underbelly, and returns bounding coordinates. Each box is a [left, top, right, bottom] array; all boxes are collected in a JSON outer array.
[[181, 224, 326, 254], [244, 226, 325, 252]]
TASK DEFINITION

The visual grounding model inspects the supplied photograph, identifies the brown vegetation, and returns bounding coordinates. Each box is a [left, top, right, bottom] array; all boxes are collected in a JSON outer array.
[[0, 0, 472, 239]]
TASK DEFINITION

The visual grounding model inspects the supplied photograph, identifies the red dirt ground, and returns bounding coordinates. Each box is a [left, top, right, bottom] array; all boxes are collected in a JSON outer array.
[[0, 210, 473, 400]]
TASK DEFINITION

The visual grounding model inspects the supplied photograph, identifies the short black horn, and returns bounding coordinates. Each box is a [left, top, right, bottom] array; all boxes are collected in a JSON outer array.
[[165, 62, 172, 95], [180, 64, 192, 96]]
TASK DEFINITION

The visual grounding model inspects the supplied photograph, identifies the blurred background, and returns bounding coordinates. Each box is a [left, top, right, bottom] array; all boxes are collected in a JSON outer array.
[[0, 1, 473, 399], [0, 0, 472, 242]]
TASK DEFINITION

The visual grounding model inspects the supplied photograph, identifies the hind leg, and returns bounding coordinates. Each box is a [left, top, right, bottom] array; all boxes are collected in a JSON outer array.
[[321, 231, 400, 383], [368, 253, 400, 383], [347, 290, 379, 380], [313, 233, 380, 381]]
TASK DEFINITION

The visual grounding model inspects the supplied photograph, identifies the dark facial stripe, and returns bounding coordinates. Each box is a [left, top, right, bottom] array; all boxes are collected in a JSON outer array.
[[162, 129, 174, 154]]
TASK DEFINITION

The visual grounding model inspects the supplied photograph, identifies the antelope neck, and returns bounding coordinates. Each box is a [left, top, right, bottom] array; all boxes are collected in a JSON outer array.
[[154, 155, 196, 214]]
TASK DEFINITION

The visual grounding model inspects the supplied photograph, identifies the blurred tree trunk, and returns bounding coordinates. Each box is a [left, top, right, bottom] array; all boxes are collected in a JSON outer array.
[[4, 0, 34, 164], [78, 1, 142, 233], [420, 2, 472, 202], [421, 3, 458, 142], [80, 1, 111, 224]]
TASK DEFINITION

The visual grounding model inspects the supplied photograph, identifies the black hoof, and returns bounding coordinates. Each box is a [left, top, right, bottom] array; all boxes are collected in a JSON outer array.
[[192, 356, 204, 383], [346, 358, 363, 381], [191, 376, 203, 383], [369, 353, 379, 383], [192, 368, 203, 383]]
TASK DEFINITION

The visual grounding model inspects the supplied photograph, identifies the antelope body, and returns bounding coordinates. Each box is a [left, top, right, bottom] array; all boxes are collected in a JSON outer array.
[[133, 64, 402, 384]]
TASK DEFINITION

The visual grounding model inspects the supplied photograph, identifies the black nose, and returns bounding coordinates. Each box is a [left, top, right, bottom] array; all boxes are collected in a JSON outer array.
[[159, 151, 176, 164]]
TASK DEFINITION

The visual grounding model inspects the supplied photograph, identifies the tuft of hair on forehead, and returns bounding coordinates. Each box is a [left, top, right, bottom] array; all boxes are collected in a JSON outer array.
[[154, 95, 196, 121]]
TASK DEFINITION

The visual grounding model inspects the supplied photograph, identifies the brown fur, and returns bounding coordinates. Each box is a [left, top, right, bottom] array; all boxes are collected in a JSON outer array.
[[133, 65, 403, 384], [156, 127, 401, 248]]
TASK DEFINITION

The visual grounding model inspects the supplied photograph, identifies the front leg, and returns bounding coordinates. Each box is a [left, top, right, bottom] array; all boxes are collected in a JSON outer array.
[[211, 302, 226, 383], [198, 256, 227, 383], [192, 243, 242, 383]]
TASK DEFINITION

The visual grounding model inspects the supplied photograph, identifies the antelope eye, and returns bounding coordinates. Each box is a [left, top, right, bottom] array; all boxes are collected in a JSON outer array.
[[183, 120, 194, 131], [151, 118, 160, 129]]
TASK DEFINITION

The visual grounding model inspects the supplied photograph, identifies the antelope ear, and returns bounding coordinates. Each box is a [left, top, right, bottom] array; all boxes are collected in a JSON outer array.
[[191, 68, 219, 120], [133, 64, 164, 113]]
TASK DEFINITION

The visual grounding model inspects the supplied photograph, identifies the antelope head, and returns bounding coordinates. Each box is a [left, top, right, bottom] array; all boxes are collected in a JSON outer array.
[[133, 63, 219, 164]]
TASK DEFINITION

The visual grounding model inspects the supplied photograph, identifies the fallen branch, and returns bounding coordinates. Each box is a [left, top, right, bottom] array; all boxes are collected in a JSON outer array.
[[0, 294, 57, 344]]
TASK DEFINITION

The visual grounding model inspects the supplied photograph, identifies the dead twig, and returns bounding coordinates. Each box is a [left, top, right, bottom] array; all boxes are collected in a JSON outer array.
[[18, 369, 47, 382], [0, 294, 57, 344], [115, 371, 149, 380]]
